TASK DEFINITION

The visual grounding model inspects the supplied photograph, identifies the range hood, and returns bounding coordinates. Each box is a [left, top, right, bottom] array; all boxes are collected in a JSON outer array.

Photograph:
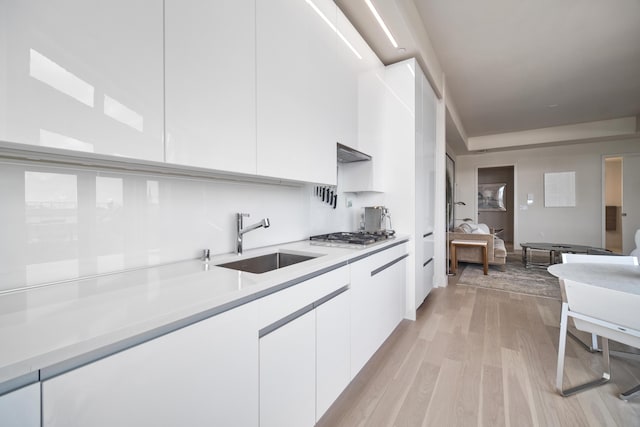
[[337, 143, 371, 163]]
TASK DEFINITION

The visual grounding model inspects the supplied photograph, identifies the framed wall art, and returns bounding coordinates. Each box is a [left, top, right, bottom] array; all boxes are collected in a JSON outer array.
[[478, 183, 506, 211], [544, 171, 576, 207]]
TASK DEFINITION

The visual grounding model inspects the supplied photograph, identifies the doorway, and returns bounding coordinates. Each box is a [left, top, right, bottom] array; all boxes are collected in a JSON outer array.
[[604, 157, 623, 253], [605, 154, 640, 254], [477, 166, 514, 247]]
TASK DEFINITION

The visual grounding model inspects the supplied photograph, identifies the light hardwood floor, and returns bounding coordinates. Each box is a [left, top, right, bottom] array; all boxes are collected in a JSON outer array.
[[317, 271, 640, 427]]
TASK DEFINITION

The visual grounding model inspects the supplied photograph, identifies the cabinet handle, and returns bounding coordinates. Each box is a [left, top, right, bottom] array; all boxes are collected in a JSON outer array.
[[423, 257, 433, 267], [371, 253, 409, 277], [259, 285, 349, 338], [423, 232, 433, 238]]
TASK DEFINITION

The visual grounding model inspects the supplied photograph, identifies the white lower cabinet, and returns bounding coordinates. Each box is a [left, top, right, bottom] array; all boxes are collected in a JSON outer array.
[[350, 243, 407, 376], [42, 302, 259, 427], [260, 309, 316, 427], [258, 269, 350, 427], [316, 290, 350, 421], [0, 383, 40, 427]]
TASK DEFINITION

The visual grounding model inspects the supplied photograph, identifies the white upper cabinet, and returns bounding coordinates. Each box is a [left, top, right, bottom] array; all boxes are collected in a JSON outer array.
[[0, 0, 164, 161], [165, 0, 257, 174], [256, 0, 338, 185]]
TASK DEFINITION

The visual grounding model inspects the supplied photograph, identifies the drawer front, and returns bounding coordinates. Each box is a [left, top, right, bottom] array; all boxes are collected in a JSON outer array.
[[257, 266, 349, 328]]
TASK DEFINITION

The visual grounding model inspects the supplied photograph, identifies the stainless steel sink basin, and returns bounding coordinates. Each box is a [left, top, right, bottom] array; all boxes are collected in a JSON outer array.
[[216, 252, 320, 274]]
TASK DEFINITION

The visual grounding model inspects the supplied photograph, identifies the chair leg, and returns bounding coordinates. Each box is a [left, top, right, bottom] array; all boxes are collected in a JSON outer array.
[[557, 305, 611, 397], [620, 383, 640, 401], [567, 330, 600, 353]]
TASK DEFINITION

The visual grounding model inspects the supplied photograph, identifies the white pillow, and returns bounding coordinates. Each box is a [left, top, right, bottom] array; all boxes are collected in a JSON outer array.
[[473, 223, 491, 234], [458, 223, 473, 233]]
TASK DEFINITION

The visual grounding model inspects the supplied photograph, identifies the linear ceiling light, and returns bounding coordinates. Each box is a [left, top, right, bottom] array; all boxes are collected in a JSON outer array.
[[305, 0, 362, 59], [364, 0, 398, 48]]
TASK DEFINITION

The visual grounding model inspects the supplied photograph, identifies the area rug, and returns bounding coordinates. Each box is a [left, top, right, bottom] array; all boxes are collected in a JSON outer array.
[[456, 254, 561, 300]]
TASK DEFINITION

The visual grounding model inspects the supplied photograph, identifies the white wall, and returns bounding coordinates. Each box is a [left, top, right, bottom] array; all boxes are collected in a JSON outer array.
[[0, 159, 373, 292], [455, 137, 640, 249]]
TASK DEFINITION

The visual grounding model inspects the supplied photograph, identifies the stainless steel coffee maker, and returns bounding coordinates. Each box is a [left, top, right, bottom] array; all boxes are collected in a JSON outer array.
[[363, 206, 391, 232]]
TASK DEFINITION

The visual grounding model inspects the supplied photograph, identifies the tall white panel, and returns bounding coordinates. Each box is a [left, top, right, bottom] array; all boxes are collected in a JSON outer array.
[[256, 0, 338, 184], [165, 0, 257, 174], [0, 0, 164, 161]]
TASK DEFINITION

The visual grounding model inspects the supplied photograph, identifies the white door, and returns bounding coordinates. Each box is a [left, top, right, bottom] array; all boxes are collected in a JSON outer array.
[[622, 154, 640, 254]]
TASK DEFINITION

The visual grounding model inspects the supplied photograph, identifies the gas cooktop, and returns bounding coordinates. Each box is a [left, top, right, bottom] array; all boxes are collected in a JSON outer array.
[[309, 231, 395, 247]]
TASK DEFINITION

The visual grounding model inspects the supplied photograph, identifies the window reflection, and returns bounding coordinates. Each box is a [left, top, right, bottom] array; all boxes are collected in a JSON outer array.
[[104, 95, 144, 132], [25, 171, 79, 284], [146, 180, 161, 264], [40, 129, 94, 152], [29, 49, 94, 107], [146, 180, 159, 205], [96, 176, 124, 272]]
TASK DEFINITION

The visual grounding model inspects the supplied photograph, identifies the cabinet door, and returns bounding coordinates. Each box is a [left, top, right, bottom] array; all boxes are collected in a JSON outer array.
[[42, 304, 259, 427], [256, 0, 338, 184], [260, 309, 316, 427], [0, 383, 40, 427], [165, 0, 257, 174], [350, 245, 407, 376], [316, 289, 350, 420], [373, 256, 406, 347], [0, 0, 164, 161]]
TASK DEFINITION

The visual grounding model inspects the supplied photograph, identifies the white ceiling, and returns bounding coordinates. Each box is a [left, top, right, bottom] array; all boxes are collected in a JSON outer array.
[[336, 0, 640, 153]]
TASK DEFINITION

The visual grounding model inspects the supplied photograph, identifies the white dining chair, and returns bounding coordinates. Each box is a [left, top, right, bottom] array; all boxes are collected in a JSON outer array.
[[631, 229, 640, 257], [556, 278, 640, 400], [560, 254, 638, 352]]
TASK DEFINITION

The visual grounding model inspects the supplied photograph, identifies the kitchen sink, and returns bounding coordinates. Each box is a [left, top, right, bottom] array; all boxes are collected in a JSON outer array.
[[216, 252, 320, 274]]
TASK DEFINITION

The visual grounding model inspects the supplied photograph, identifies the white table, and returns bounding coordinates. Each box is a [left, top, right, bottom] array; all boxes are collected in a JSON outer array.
[[547, 263, 640, 295]]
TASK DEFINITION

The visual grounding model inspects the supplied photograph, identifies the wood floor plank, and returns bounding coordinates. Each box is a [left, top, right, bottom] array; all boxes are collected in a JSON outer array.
[[468, 287, 488, 335], [422, 358, 465, 427], [501, 347, 539, 427], [453, 331, 485, 427], [418, 312, 441, 342], [392, 361, 440, 427], [366, 339, 429, 426], [482, 293, 502, 368], [479, 365, 505, 427]]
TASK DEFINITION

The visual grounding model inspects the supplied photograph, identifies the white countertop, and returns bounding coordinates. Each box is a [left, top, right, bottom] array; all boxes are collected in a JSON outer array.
[[0, 237, 407, 391]]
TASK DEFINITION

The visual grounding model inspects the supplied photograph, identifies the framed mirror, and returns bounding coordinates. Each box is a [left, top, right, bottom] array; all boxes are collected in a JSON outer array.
[[478, 183, 507, 211]]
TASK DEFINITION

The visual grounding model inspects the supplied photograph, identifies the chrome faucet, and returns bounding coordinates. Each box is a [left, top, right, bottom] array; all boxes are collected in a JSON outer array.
[[236, 213, 270, 255]]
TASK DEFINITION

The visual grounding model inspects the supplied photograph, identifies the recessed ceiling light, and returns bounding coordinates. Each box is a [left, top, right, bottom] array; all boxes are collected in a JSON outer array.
[[364, 0, 398, 48], [397, 47, 406, 54], [547, 104, 559, 108]]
